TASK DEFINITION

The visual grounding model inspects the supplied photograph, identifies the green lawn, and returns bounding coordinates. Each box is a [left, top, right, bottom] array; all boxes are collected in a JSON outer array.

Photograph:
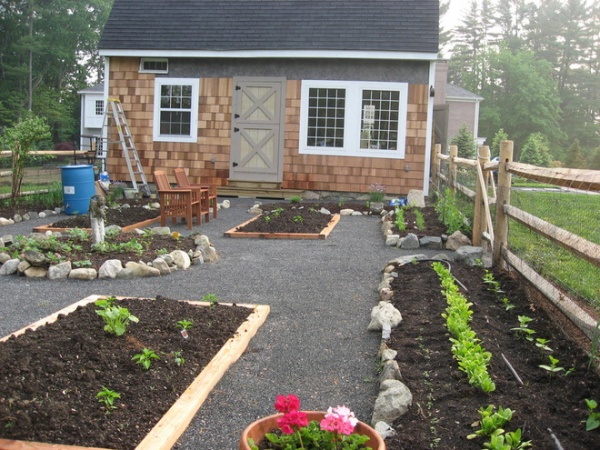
[[508, 190, 600, 310]]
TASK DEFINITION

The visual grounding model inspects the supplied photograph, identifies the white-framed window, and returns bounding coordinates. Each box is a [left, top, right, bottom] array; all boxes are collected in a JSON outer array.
[[153, 78, 199, 143], [140, 58, 168, 74], [95, 100, 104, 116], [299, 80, 408, 159]]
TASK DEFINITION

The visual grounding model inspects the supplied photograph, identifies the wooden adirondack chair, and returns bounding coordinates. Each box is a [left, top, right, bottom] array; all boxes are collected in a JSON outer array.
[[173, 168, 218, 221], [153, 170, 202, 230]]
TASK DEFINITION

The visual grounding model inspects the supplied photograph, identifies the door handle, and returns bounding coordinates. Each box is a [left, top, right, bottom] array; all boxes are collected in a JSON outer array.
[[234, 127, 240, 132], [232, 162, 238, 167]]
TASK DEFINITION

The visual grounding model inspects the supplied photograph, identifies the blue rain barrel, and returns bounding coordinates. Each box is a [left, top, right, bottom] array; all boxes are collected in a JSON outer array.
[[61, 165, 95, 215]]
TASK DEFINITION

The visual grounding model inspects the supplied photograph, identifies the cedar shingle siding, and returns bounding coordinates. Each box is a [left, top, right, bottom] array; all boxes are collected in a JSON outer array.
[[99, 0, 439, 195]]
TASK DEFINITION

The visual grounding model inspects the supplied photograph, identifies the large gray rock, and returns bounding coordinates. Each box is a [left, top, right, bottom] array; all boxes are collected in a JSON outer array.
[[48, 261, 72, 280], [445, 230, 471, 251], [371, 379, 413, 426], [194, 234, 219, 263], [0, 258, 20, 275], [419, 236, 443, 249], [0, 252, 11, 264], [22, 249, 47, 267], [368, 301, 402, 331], [385, 235, 400, 246], [399, 233, 420, 249], [99, 259, 123, 279], [116, 261, 160, 278], [0, 218, 14, 226], [455, 245, 484, 266], [24, 266, 48, 278], [170, 250, 191, 269], [152, 257, 171, 275], [69, 268, 98, 280]]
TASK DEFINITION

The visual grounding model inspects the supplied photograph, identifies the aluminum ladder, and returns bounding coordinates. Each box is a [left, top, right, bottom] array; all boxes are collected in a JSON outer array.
[[102, 98, 151, 196]]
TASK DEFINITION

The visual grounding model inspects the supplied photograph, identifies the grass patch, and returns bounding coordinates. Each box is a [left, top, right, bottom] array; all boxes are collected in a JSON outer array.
[[509, 190, 600, 310]]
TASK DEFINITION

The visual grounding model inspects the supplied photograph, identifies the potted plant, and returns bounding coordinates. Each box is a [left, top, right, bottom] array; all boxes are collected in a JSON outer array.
[[240, 394, 384, 449], [368, 183, 386, 213]]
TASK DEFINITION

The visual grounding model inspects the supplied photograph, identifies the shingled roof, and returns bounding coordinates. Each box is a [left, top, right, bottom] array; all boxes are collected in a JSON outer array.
[[99, 0, 439, 54]]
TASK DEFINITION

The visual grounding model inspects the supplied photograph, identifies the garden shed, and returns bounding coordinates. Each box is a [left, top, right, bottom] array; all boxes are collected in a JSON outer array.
[[97, 0, 440, 196]]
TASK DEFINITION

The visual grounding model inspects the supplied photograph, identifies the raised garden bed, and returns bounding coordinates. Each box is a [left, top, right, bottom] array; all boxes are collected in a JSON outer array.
[[382, 260, 600, 450], [0, 295, 269, 449], [32, 216, 161, 233], [225, 213, 340, 239]]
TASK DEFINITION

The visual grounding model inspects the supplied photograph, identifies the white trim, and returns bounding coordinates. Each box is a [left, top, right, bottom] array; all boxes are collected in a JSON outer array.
[[99, 49, 439, 61], [153, 78, 200, 143], [299, 80, 408, 160], [423, 61, 436, 196]]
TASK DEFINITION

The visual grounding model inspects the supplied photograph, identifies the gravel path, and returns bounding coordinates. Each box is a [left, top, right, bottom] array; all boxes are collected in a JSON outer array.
[[0, 197, 447, 449]]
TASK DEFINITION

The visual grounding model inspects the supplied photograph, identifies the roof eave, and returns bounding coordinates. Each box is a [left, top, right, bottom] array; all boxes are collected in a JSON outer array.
[[98, 49, 439, 61]]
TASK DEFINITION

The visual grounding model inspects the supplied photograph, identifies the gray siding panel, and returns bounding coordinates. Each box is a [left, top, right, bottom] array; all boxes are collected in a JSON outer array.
[[163, 58, 430, 84]]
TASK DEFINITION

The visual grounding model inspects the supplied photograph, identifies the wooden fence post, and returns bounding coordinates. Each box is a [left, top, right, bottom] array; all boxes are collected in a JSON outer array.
[[473, 145, 490, 246], [493, 140, 514, 268], [448, 145, 458, 192]]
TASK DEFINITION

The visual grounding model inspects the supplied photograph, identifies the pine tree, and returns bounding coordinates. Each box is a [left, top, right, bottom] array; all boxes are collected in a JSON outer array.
[[564, 139, 587, 168], [519, 133, 552, 167], [450, 124, 477, 159], [490, 128, 509, 158]]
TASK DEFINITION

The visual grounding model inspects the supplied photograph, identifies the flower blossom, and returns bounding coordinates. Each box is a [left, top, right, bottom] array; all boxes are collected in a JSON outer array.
[[277, 410, 309, 434], [320, 405, 358, 435], [274, 394, 301, 413]]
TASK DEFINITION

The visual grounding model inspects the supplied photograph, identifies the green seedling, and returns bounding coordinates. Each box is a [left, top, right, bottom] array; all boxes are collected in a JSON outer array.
[[468, 405, 514, 439], [500, 297, 515, 311], [73, 259, 92, 267], [202, 293, 219, 309], [511, 316, 536, 340], [272, 207, 284, 217], [483, 429, 532, 450], [585, 399, 600, 431], [132, 348, 160, 370], [95, 302, 139, 337], [292, 215, 303, 223], [96, 387, 120, 412], [483, 270, 504, 296], [394, 207, 407, 231], [413, 207, 426, 231], [289, 195, 301, 204], [176, 319, 193, 331], [172, 350, 186, 367], [338, 197, 344, 207], [263, 215, 271, 223], [539, 355, 574, 376], [534, 337, 553, 352]]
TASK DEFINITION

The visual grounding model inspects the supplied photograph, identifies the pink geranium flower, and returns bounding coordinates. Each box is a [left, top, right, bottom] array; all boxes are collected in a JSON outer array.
[[320, 405, 358, 435], [277, 410, 309, 434], [274, 394, 301, 413]]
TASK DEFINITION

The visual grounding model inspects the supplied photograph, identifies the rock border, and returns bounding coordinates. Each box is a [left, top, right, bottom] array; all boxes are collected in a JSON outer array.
[[0, 228, 219, 281]]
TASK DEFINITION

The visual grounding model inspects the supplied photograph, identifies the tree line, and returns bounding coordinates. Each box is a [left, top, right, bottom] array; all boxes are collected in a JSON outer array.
[[441, 0, 600, 169], [0, 0, 112, 145]]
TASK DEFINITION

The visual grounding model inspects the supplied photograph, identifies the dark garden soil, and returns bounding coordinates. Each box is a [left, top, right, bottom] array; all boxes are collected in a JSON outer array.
[[389, 206, 448, 237], [0, 296, 252, 449], [384, 261, 600, 450], [234, 202, 371, 234]]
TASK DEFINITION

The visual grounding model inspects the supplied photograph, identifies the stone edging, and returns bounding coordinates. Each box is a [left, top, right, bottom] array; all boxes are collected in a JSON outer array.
[[367, 253, 450, 440], [0, 228, 219, 281]]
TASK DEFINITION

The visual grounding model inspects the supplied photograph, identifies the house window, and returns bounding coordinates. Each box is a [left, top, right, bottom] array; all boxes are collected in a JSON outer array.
[[95, 100, 104, 116], [139, 58, 169, 73], [153, 78, 199, 143], [299, 80, 408, 159]]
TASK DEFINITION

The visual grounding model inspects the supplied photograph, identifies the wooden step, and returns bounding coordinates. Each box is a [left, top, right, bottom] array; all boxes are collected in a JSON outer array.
[[217, 185, 303, 199]]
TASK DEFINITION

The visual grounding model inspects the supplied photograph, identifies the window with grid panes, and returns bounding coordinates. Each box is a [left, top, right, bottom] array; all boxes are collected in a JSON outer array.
[[153, 78, 199, 143], [299, 80, 408, 159]]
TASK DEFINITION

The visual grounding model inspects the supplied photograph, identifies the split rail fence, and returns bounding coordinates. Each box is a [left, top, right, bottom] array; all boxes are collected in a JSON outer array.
[[431, 141, 600, 341]]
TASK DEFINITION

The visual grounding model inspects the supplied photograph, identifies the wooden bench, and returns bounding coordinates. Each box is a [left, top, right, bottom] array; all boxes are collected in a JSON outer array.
[[174, 168, 218, 221], [153, 170, 204, 230]]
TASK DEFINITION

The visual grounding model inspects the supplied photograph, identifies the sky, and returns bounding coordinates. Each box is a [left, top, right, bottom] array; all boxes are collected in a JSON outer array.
[[442, 0, 470, 32]]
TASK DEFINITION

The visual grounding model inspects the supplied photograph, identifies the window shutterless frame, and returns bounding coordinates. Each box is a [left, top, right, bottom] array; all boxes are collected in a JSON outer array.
[[299, 80, 408, 159], [153, 78, 199, 143]]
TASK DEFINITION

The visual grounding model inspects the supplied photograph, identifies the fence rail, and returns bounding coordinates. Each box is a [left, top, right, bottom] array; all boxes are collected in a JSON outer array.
[[432, 141, 600, 341]]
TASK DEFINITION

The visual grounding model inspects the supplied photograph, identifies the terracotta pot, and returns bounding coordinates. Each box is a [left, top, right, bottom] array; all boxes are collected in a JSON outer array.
[[239, 411, 385, 449]]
